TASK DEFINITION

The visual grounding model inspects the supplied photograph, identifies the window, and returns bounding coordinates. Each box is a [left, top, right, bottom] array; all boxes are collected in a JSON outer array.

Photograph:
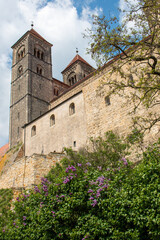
[[67, 72, 77, 86], [73, 141, 76, 147], [31, 125, 36, 137], [17, 45, 25, 62], [34, 45, 44, 60], [37, 65, 43, 75], [54, 88, 59, 96], [18, 65, 23, 77], [69, 103, 75, 115], [50, 114, 55, 126], [105, 96, 110, 106]]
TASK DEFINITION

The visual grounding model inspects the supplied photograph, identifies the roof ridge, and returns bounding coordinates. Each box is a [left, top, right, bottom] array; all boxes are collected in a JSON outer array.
[[12, 28, 53, 49], [62, 54, 93, 73]]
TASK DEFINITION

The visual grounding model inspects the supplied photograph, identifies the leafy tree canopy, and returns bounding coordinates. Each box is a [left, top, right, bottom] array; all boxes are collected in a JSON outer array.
[[85, 0, 160, 132]]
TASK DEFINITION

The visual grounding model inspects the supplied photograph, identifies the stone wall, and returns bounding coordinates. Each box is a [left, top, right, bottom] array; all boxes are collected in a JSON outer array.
[[0, 152, 65, 189], [23, 61, 160, 157], [24, 91, 87, 156]]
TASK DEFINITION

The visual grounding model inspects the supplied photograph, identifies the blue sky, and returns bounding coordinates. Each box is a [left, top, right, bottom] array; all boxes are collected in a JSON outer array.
[[0, 0, 123, 148]]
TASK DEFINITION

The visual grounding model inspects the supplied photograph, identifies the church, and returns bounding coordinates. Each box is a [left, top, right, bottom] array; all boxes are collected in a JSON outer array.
[[9, 27, 159, 157]]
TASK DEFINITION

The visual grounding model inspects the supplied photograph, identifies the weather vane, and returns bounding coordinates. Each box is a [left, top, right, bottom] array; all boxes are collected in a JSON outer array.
[[76, 48, 78, 54], [31, 21, 34, 28]]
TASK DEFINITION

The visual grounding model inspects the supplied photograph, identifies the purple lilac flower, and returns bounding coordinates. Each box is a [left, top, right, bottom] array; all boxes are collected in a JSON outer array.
[[61, 195, 65, 198], [84, 170, 88, 173], [63, 177, 70, 184], [88, 189, 94, 193], [23, 216, 26, 221], [34, 186, 40, 193], [16, 197, 20, 202], [97, 188, 103, 193], [97, 176, 105, 184], [40, 202, 43, 208], [69, 176, 73, 179], [71, 166, 77, 171], [96, 192, 101, 198], [41, 177, 49, 184], [103, 184, 108, 189], [123, 161, 128, 165], [75, 174, 77, 177], [91, 199, 97, 207], [2, 229, 5, 232], [13, 222, 16, 226], [89, 196, 94, 200], [77, 163, 82, 167], [42, 185, 48, 192], [69, 192, 72, 195], [86, 162, 91, 166], [106, 168, 110, 171], [56, 195, 59, 198], [121, 157, 128, 165], [51, 211, 55, 217], [23, 222, 27, 226]]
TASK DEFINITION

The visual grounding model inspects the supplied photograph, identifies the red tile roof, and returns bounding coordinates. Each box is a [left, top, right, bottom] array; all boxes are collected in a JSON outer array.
[[0, 143, 9, 158], [12, 28, 53, 49], [61, 54, 93, 73], [29, 28, 53, 46]]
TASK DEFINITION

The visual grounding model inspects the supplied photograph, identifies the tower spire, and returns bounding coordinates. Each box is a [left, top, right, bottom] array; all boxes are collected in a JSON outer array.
[[76, 48, 78, 54], [31, 21, 34, 28]]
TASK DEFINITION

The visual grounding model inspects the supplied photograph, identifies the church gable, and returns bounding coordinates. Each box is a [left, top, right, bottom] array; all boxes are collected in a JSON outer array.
[[62, 54, 95, 86]]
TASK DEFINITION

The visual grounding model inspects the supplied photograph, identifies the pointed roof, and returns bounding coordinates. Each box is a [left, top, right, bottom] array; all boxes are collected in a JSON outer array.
[[61, 54, 93, 73], [12, 28, 53, 49]]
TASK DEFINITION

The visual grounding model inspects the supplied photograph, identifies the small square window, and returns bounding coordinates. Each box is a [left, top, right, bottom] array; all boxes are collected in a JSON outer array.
[[105, 96, 110, 106]]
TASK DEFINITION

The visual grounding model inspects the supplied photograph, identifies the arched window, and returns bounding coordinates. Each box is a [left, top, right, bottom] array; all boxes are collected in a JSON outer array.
[[54, 88, 59, 96], [17, 45, 25, 62], [67, 72, 77, 86], [18, 65, 23, 77], [105, 96, 111, 106], [69, 103, 75, 115], [34, 45, 44, 61], [31, 125, 36, 137], [50, 114, 55, 126], [37, 65, 43, 75]]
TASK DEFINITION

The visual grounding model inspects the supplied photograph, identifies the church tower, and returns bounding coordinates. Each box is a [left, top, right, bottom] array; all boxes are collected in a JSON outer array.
[[61, 54, 95, 86], [9, 28, 53, 147]]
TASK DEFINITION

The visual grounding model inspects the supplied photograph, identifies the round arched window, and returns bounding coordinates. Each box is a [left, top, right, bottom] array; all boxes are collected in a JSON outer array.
[[50, 114, 55, 126], [69, 103, 75, 115]]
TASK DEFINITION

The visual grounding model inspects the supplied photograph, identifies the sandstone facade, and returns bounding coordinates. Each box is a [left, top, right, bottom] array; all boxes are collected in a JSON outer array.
[[9, 28, 160, 158]]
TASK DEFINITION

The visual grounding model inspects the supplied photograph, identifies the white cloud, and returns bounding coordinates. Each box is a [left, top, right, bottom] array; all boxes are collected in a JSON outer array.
[[0, 0, 101, 147], [119, 0, 141, 31]]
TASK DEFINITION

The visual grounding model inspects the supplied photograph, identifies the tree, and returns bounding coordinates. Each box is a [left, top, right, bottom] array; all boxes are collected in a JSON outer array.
[[85, 0, 160, 133]]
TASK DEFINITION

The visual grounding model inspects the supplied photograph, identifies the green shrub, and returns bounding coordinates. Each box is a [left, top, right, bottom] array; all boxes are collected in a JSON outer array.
[[0, 134, 159, 240]]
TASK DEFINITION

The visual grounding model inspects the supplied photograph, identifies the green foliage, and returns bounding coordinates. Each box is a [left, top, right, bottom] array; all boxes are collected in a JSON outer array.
[[0, 134, 159, 240], [127, 128, 144, 144], [85, 0, 160, 131], [0, 189, 13, 228], [62, 131, 129, 170]]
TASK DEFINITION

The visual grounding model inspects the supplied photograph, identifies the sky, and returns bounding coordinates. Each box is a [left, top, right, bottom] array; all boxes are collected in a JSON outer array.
[[0, 0, 126, 147]]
